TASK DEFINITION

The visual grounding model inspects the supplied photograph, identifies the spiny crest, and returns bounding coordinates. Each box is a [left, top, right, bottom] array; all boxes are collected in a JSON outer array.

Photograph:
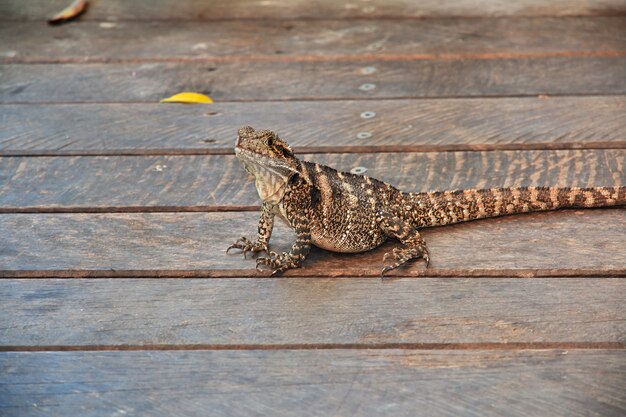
[[237, 126, 294, 159]]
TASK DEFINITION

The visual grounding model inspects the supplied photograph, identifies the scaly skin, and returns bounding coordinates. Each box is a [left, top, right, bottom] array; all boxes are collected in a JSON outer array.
[[227, 126, 626, 275]]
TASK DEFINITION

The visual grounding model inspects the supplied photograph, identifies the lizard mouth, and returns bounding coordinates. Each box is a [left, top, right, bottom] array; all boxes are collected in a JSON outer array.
[[234, 146, 298, 183], [234, 145, 260, 161]]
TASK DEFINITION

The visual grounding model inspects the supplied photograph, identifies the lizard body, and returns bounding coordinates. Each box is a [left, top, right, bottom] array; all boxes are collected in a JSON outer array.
[[227, 126, 626, 275]]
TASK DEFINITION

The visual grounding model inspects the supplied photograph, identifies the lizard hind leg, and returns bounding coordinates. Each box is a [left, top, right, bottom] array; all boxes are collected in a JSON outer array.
[[377, 211, 430, 276]]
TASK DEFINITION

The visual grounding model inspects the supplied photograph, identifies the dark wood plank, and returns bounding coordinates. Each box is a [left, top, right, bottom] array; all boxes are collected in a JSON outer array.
[[0, 210, 624, 277], [1, 350, 625, 417], [1, 0, 625, 20], [2, 57, 624, 103], [1, 150, 622, 210], [3, 18, 625, 63], [1, 278, 625, 345], [2, 97, 625, 155]]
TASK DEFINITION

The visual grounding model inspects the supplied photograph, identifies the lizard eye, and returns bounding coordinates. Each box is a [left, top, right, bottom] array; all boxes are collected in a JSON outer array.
[[267, 138, 273, 146]]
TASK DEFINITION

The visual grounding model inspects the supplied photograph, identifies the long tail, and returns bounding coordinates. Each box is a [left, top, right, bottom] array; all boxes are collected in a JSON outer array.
[[407, 186, 625, 227]]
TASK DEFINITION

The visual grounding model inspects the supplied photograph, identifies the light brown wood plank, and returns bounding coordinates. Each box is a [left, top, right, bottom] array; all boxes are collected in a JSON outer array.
[[1, 350, 625, 417], [0, 210, 624, 277], [0, 150, 623, 210], [2, 97, 625, 155], [2, 350, 625, 417], [2, 57, 624, 103], [2, 18, 625, 63], [1, 0, 624, 20], [1, 278, 625, 345]]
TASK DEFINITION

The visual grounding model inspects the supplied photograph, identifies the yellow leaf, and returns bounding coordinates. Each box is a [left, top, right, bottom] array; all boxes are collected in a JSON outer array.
[[160, 92, 214, 104], [48, 0, 89, 25]]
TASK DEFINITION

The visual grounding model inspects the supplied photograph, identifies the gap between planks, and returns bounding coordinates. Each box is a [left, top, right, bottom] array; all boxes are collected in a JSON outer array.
[[1, 342, 624, 352], [2, 0, 626, 20], [2, 142, 626, 157], [3, 93, 626, 105], [0, 206, 259, 214], [6, 50, 626, 65], [2, 93, 625, 103], [2, 269, 625, 279], [4, 14, 626, 22]]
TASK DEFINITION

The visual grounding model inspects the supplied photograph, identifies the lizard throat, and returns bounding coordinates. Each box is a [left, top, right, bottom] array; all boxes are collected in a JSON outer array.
[[235, 148, 292, 203]]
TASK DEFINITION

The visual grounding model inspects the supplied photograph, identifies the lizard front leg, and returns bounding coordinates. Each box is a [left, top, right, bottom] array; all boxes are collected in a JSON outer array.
[[227, 201, 274, 258], [256, 213, 311, 275], [378, 211, 430, 276], [256, 175, 313, 275]]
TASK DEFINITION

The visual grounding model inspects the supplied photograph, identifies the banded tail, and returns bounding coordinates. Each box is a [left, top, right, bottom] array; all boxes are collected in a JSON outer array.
[[407, 186, 625, 228]]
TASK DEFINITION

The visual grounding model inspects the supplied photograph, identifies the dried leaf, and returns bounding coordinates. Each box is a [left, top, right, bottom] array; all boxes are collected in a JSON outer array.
[[48, 0, 89, 25], [160, 92, 214, 104]]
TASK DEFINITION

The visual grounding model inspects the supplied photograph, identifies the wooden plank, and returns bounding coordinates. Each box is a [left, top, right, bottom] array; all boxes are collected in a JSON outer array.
[[1, 351, 625, 417], [0, 150, 623, 210], [3, 18, 625, 63], [1, 0, 625, 20], [1, 278, 625, 345], [0, 210, 624, 277], [2, 97, 625, 155], [2, 57, 624, 103]]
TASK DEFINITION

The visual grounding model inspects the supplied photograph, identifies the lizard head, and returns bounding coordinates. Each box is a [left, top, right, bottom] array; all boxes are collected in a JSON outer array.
[[234, 126, 299, 202], [235, 126, 297, 174]]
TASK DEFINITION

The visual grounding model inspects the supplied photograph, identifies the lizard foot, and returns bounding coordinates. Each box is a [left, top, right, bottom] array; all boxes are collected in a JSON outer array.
[[226, 236, 269, 259], [381, 246, 430, 277], [256, 251, 301, 276]]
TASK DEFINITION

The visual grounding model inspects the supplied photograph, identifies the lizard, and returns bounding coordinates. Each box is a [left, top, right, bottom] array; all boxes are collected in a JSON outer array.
[[227, 126, 626, 276]]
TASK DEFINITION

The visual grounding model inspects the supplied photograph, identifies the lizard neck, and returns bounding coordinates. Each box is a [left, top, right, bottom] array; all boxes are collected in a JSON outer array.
[[255, 174, 289, 204], [247, 162, 291, 204], [237, 152, 295, 205]]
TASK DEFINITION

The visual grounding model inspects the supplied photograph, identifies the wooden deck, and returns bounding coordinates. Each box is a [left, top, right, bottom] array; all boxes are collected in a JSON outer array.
[[1, 1, 625, 415]]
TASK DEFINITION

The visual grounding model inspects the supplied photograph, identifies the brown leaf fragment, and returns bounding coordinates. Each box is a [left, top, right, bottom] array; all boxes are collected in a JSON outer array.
[[48, 0, 89, 26]]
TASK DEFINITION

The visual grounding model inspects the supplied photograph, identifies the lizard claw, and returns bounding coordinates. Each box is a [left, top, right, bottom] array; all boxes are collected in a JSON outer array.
[[256, 251, 300, 276], [255, 259, 268, 272], [381, 265, 394, 277], [256, 256, 270, 268], [271, 266, 289, 276], [256, 255, 277, 273], [227, 237, 269, 259]]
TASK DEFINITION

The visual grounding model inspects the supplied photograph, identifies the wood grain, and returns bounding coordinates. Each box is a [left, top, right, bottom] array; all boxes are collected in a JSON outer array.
[[0, 210, 624, 277], [1, 3, 624, 415], [3, 18, 625, 64], [1, 0, 625, 20], [1, 350, 625, 417], [1, 150, 623, 210], [1, 278, 625, 345], [2, 97, 625, 155], [2, 57, 624, 103]]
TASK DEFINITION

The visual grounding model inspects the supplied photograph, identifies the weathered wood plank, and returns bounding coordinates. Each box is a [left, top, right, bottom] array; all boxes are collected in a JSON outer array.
[[1, 350, 625, 417], [2, 57, 624, 103], [2, 97, 625, 155], [1, 0, 624, 20], [0, 150, 622, 210], [1, 278, 625, 345], [0, 210, 624, 276], [3, 18, 625, 63]]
